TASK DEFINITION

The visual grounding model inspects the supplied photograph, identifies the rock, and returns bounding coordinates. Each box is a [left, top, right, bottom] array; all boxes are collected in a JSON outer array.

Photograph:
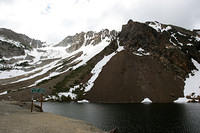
[[109, 128, 120, 133], [0, 41, 25, 57]]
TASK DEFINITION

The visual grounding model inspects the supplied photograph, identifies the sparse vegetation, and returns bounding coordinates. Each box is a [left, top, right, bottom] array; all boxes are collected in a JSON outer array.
[[16, 61, 29, 67], [60, 95, 72, 102], [52, 63, 94, 95]]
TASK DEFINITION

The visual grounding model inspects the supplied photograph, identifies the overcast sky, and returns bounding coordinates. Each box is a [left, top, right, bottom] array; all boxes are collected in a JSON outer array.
[[0, 0, 200, 44]]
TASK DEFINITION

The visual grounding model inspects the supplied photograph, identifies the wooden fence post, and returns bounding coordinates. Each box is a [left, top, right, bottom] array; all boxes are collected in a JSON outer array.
[[40, 94, 43, 112], [31, 97, 33, 112]]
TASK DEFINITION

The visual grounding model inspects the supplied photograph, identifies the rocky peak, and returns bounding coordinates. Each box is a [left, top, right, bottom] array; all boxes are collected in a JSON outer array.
[[118, 20, 200, 79], [0, 28, 44, 49], [0, 28, 44, 58], [56, 29, 118, 53], [119, 20, 159, 50]]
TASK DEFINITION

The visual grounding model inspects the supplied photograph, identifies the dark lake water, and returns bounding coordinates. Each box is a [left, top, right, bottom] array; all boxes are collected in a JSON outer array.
[[42, 102, 200, 133]]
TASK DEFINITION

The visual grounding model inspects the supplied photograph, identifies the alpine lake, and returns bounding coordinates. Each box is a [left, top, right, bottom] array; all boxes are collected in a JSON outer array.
[[41, 102, 200, 133]]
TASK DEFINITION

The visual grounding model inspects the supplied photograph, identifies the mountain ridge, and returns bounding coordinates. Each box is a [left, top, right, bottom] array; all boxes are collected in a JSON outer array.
[[0, 20, 200, 103]]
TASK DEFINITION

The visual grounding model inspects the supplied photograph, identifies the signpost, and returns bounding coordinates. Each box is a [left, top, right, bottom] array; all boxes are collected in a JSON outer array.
[[31, 88, 45, 94], [31, 88, 45, 112]]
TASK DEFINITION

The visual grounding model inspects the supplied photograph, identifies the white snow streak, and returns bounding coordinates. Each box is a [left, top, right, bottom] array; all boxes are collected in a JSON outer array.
[[84, 52, 116, 92], [148, 22, 171, 32], [77, 100, 89, 103], [0, 91, 8, 96]]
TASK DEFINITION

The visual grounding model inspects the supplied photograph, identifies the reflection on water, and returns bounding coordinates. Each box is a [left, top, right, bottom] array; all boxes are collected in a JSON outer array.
[[42, 103, 200, 133]]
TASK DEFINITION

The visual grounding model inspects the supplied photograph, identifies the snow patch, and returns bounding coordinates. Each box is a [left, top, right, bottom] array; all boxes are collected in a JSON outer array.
[[184, 59, 200, 97], [187, 43, 193, 46], [0, 91, 8, 96], [58, 85, 80, 100], [178, 32, 186, 36], [148, 22, 171, 32], [195, 36, 200, 41], [116, 39, 125, 52], [0, 70, 27, 79], [132, 48, 150, 56], [137, 48, 145, 52], [77, 99, 89, 103], [174, 97, 188, 103], [44, 95, 59, 101], [58, 92, 77, 100], [174, 59, 200, 103], [141, 98, 152, 103]]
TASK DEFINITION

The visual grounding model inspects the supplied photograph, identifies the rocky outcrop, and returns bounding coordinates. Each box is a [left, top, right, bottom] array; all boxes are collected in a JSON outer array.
[[0, 41, 25, 58], [119, 20, 199, 79], [0, 28, 44, 58]]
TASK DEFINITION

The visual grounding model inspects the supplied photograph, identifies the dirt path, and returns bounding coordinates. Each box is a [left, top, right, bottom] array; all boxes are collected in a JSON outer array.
[[0, 101, 106, 133]]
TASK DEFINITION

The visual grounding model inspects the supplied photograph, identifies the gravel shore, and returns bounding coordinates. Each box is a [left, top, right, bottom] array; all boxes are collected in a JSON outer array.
[[0, 101, 106, 133]]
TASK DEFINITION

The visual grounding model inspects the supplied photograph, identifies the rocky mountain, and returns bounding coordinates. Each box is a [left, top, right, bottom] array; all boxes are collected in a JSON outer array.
[[55, 29, 117, 53], [87, 20, 200, 103], [0, 28, 44, 58], [0, 20, 200, 103], [0, 29, 117, 101]]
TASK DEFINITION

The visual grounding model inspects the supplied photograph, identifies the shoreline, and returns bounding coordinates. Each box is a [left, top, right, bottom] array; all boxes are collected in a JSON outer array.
[[0, 101, 106, 133]]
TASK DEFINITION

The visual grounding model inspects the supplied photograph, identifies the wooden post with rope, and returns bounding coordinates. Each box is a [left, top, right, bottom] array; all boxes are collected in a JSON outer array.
[[31, 97, 33, 112], [30, 88, 45, 112], [40, 93, 43, 112]]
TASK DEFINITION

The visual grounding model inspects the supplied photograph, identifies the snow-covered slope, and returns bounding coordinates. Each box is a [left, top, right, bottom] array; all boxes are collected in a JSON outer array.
[[0, 29, 117, 89]]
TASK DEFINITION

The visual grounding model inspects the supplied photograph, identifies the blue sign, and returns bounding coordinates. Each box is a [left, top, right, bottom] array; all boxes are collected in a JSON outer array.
[[31, 88, 45, 94]]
